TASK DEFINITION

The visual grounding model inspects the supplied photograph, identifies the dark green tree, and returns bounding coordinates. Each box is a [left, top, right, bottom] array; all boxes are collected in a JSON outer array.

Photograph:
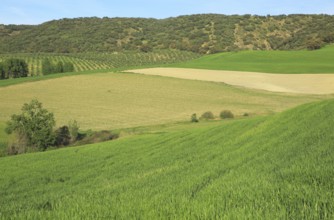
[[220, 110, 234, 119], [55, 61, 64, 73], [0, 62, 4, 79], [6, 99, 56, 151], [54, 126, 71, 146], [42, 58, 54, 75], [63, 62, 74, 72], [1, 58, 28, 79], [191, 113, 199, 123]]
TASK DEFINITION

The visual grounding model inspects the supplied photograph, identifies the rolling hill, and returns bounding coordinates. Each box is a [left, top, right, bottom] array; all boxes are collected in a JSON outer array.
[[1, 14, 334, 54], [171, 44, 334, 73], [0, 99, 333, 219], [0, 72, 326, 131]]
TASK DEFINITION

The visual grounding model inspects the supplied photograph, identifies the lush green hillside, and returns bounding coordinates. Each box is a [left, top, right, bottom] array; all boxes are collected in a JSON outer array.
[[1, 14, 334, 54], [0, 72, 326, 131], [0, 99, 333, 219], [0, 50, 199, 76], [172, 44, 334, 73]]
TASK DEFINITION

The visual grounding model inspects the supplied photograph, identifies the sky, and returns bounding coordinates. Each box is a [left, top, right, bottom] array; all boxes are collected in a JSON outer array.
[[1, 0, 334, 25]]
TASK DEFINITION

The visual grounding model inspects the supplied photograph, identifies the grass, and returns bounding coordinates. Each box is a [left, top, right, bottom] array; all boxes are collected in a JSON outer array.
[[0, 122, 8, 157], [0, 99, 333, 219], [0, 72, 328, 131], [171, 45, 334, 73]]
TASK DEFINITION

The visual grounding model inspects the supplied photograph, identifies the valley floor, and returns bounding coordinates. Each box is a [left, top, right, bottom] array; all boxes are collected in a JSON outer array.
[[130, 68, 334, 94]]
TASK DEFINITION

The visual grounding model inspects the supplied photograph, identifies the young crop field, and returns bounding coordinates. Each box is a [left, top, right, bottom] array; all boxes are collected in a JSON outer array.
[[171, 45, 334, 73], [0, 99, 333, 219], [0, 72, 328, 131], [0, 50, 200, 76]]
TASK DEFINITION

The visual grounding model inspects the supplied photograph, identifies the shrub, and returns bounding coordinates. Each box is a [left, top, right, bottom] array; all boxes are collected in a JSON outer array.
[[220, 110, 234, 119], [191, 113, 199, 123], [5, 99, 56, 151], [200, 111, 215, 120], [68, 120, 80, 142], [243, 112, 249, 117], [54, 126, 71, 147]]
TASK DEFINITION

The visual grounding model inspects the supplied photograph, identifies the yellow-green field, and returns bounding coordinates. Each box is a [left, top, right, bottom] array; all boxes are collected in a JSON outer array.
[[0, 72, 330, 131]]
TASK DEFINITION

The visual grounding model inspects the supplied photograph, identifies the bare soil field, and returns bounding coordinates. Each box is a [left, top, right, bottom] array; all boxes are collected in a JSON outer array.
[[129, 68, 334, 94]]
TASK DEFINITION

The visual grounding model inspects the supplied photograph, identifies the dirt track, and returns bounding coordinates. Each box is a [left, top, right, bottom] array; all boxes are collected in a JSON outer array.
[[129, 68, 334, 94]]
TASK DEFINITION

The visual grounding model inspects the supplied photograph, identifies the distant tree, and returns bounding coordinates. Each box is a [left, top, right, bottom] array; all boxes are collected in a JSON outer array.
[[1, 58, 28, 79], [63, 62, 74, 72], [5, 99, 56, 151], [42, 58, 54, 75], [68, 120, 80, 142], [0, 62, 4, 79], [220, 110, 234, 119], [55, 61, 64, 73], [306, 39, 323, 50], [139, 43, 153, 53], [200, 111, 215, 120], [191, 113, 199, 123], [54, 126, 71, 146]]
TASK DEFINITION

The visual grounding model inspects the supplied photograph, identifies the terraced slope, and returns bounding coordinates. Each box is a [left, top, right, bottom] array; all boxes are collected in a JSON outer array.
[[0, 99, 333, 219]]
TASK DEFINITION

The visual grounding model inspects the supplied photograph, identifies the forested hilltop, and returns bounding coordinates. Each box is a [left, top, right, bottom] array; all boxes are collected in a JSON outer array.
[[1, 14, 334, 54]]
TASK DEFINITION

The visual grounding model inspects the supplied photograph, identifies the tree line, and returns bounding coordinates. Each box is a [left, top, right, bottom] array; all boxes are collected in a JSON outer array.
[[42, 58, 74, 75], [0, 58, 28, 79], [0, 58, 75, 80]]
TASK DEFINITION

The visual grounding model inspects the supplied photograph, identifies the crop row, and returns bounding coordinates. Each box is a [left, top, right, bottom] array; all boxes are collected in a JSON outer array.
[[0, 50, 200, 76]]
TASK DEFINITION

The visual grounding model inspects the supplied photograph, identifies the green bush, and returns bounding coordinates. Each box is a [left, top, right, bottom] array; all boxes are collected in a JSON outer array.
[[200, 111, 215, 120], [54, 126, 71, 147], [220, 110, 234, 119], [191, 113, 199, 123]]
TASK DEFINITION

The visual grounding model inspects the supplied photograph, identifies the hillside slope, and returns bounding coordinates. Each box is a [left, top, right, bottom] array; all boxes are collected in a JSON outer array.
[[1, 14, 334, 54], [0, 99, 333, 219], [172, 44, 334, 73]]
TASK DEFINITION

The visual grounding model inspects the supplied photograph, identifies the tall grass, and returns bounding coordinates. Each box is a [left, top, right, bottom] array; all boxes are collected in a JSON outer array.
[[0, 99, 333, 219]]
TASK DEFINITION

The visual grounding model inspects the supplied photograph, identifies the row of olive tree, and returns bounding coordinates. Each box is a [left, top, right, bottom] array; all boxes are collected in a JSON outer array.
[[42, 58, 74, 75], [0, 58, 29, 79], [5, 99, 79, 154]]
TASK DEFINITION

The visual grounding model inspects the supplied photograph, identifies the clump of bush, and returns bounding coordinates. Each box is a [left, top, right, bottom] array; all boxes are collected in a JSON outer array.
[[75, 130, 119, 145], [190, 113, 199, 123], [200, 111, 215, 120], [220, 110, 234, 119]]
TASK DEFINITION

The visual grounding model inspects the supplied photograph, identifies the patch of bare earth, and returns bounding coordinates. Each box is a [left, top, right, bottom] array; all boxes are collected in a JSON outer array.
[[129, 68, 334, 94]]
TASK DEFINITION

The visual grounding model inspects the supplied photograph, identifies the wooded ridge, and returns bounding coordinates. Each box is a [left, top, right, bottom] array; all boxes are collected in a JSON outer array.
[[1, 14, 334, 54]]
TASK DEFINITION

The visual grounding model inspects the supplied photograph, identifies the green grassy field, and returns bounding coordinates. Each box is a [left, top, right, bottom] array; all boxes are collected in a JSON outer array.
[[0, 72, 328, 131], [171, 45, 334, 73], [0, 99, 333, 219]]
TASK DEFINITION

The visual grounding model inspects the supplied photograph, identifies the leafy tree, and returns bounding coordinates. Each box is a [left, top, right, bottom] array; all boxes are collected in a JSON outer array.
[[5, 99, 56, 151], [68, 120, 80, 142], [306, 39, 323, 50], [200, 111, 215, 120], [63, 62, 74, 72], [42, 58, 54, 75], [220, 110, 234, 119], [54, 126, 71, 146], [1, 58, 28, 79], [191, 113, 199, 123], [55, 61, 64, 73], [0, 62, 4, 79]]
